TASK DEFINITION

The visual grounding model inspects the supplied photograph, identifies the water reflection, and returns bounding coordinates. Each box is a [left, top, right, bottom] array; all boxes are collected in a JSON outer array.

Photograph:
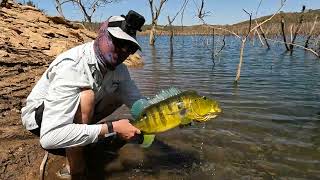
[[122, 35, 320, 179]]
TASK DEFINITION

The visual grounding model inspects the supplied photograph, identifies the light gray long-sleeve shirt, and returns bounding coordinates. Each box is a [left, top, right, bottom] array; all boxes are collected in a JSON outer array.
[[21, 41, 142, 149]]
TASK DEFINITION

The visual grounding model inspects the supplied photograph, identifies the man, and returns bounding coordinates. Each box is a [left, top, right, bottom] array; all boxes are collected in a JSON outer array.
[[21, 10, 146, 179]]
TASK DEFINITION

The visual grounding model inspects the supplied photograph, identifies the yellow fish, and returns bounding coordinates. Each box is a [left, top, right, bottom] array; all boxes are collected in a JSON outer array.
[[131, 88, 222, 147]]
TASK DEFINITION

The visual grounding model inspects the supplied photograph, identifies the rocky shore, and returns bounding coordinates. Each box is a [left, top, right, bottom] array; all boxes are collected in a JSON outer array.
[[0, 1, 143, 179]]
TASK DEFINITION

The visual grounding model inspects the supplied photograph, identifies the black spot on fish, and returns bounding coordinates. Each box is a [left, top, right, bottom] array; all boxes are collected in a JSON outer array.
[[144, 112, 152, 129], [167, 103, 173, 112], [202, 96, 207, 100], [177, 102, 183, 109], [180, 108, 187, 117], [156, 106, 167, 126]]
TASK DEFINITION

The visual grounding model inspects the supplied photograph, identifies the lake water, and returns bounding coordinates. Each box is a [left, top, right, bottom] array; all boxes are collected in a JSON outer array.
[[111, 36, 320, 179]]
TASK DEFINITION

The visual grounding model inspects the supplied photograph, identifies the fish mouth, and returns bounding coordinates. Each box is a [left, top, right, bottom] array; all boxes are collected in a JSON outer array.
[[194, 113, 219, 122]]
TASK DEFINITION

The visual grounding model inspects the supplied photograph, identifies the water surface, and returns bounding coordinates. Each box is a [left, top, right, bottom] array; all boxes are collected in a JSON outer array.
[[112, 36, 320, 179]]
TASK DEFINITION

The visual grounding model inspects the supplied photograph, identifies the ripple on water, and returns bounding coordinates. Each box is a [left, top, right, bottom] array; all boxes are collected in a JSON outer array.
[[123, 35, 320, 179]]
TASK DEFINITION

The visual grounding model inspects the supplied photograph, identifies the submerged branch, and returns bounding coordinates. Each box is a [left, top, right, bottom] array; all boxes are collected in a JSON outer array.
[[266, 38, 320, 58]]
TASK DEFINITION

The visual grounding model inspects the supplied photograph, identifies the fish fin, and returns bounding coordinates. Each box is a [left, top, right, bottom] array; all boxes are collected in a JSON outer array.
[[180, 117, 192, 125], [131, 88, 181, 119], [147, 87, 182, 105], [140, 134, 156, 148], [131, 99, 150, 119]]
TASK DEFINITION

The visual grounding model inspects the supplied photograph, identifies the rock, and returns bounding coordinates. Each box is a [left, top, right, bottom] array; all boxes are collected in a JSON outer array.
[[0, 0, 143, 67], [20, 5, 39, 11], [16, 10, 43, 22], [47, 16, 74, 28], [38, 15, 49, 23], [22, 29, 50, 50], [124, 51, 144, 67], [0, 50, 9, 57]]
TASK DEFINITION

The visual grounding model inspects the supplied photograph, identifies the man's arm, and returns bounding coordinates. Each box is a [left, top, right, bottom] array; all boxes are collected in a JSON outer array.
[[39, 59, 104, 149]]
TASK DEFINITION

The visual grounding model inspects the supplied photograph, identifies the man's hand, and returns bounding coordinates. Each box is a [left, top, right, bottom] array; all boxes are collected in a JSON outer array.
[[112, 119, 141, 140]]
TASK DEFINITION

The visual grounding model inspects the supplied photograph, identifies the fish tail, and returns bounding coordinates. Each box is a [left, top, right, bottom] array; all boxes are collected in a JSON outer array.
[[128, 133, 155, 148], [141, 134, 156, 148]]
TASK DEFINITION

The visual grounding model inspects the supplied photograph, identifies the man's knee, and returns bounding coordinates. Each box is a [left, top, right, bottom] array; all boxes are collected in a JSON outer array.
[[40, 131, 59, 149], [74, 88, 95, 124]]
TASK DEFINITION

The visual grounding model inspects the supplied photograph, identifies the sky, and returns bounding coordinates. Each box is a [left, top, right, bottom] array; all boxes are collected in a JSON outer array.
[[20, 0, 320, 25]]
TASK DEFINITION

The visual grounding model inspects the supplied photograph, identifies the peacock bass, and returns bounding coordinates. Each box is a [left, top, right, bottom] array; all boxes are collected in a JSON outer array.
[[130, 88, 222, 147]]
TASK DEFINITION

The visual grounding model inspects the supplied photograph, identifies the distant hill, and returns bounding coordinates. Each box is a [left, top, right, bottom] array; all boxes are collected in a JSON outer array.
[[138, 9, 320, 36], [236, 9, 320, 26], [79, 9, 319, 36], [228, 9, 320, 36]]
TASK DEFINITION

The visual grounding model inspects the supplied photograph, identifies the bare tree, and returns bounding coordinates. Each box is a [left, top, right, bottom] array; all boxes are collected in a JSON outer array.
[[148, 0, 168, 46], [193, 0, 210, 24], [55, 0, 114, 23], [167, 0, 189, 56], [54, 0, 71, 18], [289, 5, 306, 54], [280, 16, 290, 51], [305, 16, 318, 48], [253, 0, 269, 49], [201, 0, 287, 83]]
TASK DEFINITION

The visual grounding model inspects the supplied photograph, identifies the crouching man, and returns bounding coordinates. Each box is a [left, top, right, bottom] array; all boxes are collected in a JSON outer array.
[[21, 10, 145, 179]]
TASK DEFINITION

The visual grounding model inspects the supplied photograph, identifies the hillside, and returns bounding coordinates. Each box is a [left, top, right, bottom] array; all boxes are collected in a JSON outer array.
[[139, 9, 320, 36], [229, 9, 320, 36]]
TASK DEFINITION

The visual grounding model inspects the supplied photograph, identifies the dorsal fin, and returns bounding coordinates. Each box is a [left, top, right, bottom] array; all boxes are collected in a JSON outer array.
[[147, 87, 182, 105], [131, 88, 182, 120]]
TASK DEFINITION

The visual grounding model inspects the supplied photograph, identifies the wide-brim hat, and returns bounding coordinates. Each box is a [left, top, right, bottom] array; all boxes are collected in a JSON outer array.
[[107, 11, 145, 50]]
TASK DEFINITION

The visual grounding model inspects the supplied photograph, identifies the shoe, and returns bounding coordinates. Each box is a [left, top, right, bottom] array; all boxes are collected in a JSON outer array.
[[56, 166, 71, 180]]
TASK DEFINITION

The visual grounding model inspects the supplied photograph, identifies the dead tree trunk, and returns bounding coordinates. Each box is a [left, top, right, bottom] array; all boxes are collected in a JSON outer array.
[[168, 16, 174, 57], [149, 24, 156, 46], [76, 0, 92, 23], [254, 29, 265, 46], [257, 25, 270, 49], [289, 5, 306, 54], [235, 39, 246, 83], [148, 0, 168, 46], [54, 0, 65, 18], [166, 0, 188, 55], [211, 28, 215, 65], [305, 16, 318, 48], [281, 17, 290, 51], [235, 9, 252, 84]]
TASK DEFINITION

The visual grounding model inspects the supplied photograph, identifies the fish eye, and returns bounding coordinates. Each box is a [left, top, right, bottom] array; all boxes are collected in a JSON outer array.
[[177, 102, 183, 109], [202, 96, 207, 100], [142, 113, 147, 118]]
